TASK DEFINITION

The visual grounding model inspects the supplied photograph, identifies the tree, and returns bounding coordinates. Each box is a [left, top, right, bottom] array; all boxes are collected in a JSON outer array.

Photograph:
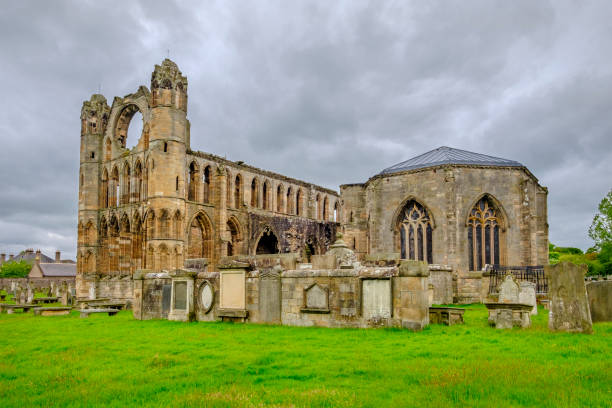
[[589, 189, 612, 250], [0, 260, 32, 278]]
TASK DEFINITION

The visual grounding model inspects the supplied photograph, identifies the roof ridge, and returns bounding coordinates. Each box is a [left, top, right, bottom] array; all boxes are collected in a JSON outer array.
[[379, 146, 523, 175]]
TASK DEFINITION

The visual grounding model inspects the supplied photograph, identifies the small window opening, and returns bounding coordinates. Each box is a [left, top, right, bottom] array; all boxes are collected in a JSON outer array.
[[175, 176, 179, 192], [164, 142, 168, 153], [90, 152, 95, 159]]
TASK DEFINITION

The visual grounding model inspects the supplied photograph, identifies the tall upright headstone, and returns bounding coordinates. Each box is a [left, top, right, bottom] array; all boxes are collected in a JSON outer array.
[[546, 262, 592, 334], [519, 281, 537, 315]]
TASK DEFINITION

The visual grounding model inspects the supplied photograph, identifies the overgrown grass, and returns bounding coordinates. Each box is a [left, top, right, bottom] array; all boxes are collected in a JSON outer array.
[[0, 304, 610, 407]]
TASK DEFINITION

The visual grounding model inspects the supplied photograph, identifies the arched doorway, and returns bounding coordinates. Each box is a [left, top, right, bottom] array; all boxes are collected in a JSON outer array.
[[255, 227, 279, 255]]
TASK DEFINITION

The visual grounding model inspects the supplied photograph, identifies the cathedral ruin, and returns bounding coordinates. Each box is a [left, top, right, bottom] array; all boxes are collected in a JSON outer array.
[[76, 60, 549, 324]]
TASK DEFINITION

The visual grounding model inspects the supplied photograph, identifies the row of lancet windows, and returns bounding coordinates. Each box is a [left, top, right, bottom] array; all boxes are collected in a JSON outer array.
[[187, 161, 338, 221], [100, 163, 148, 207], [398, 196, 503, 270]]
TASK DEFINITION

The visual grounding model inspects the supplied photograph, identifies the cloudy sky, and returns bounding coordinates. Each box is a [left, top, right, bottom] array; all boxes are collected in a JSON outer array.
[[1, 1, 611, 260]]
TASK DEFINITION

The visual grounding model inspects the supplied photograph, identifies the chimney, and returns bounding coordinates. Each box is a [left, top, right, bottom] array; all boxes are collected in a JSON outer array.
[[55, 250, 61, 263], [35, 249, 41, 265], [0, 254, 5, 264], [9, 254, 14, 261]]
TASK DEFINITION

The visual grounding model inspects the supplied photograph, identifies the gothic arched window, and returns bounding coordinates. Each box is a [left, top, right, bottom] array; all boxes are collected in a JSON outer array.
[[399, 201, 433, 263], [467, 196, 502, 271]]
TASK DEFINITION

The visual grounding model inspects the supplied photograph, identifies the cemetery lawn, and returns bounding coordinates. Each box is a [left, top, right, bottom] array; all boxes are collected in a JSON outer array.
[[0, 305, 610, 408]]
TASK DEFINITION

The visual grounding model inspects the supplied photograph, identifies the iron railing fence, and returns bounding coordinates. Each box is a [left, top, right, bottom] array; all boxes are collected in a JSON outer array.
[[488, 265, 548, 295]]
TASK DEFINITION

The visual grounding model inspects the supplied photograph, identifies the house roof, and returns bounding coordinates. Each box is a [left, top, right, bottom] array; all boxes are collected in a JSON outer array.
[[38, 263, 76, 277], [378, 146, 524, 175], [13, 251, 54, 263]]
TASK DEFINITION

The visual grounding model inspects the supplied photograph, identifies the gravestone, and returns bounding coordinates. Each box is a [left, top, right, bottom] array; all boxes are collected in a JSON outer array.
[[586, 281, 612, 322], [259, 268, 281, 324], [498, 275, 519, 303], [303, 283, 328, 311], [49, 282, 56, 298], [60, 282, 69, 306], [519, 281, 537, 315], [19, 288, 26, 304], [362, 279, 391, 320], [200, 282, 214, 313], [161, 284, 172, 313], [26, 283, 34, 304], [174, 281, 187, 310], [219, 271, 246, 310], [546, 262, 593, 334]]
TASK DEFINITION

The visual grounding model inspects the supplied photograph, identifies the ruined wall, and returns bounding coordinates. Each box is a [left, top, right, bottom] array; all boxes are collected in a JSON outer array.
[[133, 261, 431, 330]]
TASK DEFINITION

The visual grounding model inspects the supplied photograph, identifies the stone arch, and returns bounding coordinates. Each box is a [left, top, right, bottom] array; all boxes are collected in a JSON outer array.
[[277, 184, 284, 213], [84, 220, 96, 245], [323, 196, 329, 221], [234, 174, 242, 209], [133, 160, 143, 201], [203, 165, 212, 204], [251, 177, 259, 208], [463, 193, 509, 231], [110, 166, 119, 207], [226, 169, 232, 207], [465, 194, 508, 270], [159, 209, 171, 238], [114, 104, 142, 148], [120, 213, 131, 233], [131, 212, 144, 271], [173, 210, 182, 239], [145, 209, 156, 240], [391, 196, 437, 231], [315, 194, 322, 220], [159, 244, 170, 271], [287, 186, 294, 215], [84, 250, 96, 274], [101, 168, 109, 208], [394, 199, 434, 263], [121, 162, 131, 204], [263, 180, 271, 210], [187, 212, 213, 260], [188, 161, 199, 201], [296, 188, 303, 216], [254, 225, 280, 255], [104, 137, 112, 161], [227, 216, 243, 256]]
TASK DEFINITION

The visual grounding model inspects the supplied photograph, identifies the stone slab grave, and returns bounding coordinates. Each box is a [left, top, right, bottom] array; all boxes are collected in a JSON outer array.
[[547, 262, 593, 333], [586, 280, 612, 322], [362, 279, 391, 321], [168, 270, 197, 322], [429, 307, 465, 325], [485, 275, 532, 329], [80, 308, 119, 318], [34, 307, 72, 316]]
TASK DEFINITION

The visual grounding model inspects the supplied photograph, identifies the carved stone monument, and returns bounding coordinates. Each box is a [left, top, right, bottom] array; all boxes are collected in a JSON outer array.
[[546, 262, 593, 334]]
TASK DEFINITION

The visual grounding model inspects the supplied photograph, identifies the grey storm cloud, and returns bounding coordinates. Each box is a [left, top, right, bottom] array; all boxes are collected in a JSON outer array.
[[0, 0, 611, 259]]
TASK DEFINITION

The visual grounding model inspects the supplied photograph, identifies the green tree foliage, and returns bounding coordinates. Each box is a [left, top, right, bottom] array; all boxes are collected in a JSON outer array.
[[0, 260, 32, 278], [548, 244, 605, 276], [589, 189, 612, 250]]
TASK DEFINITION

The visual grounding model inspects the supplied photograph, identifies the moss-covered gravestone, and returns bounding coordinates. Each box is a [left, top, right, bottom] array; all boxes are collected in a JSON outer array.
[[546, 262, 592, 334]]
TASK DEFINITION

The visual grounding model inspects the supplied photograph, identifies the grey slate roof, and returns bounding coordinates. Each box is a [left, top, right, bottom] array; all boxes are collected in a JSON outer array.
[[13, 251, 54, 263], [38, 263, 76, 277], [379, 146, 524, 175]]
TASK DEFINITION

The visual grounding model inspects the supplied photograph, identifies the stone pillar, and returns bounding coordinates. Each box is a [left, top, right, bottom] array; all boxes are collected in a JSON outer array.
[[546, 262, 592, 334], [168, 270, 197, 322], [393, 260, 430, 330], [215, 167, 228, 262], [132, 270, 145, 320]]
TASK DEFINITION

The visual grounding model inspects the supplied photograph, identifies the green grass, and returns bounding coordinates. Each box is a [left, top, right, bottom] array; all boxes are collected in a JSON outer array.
[[0, 304, 610, 408]]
